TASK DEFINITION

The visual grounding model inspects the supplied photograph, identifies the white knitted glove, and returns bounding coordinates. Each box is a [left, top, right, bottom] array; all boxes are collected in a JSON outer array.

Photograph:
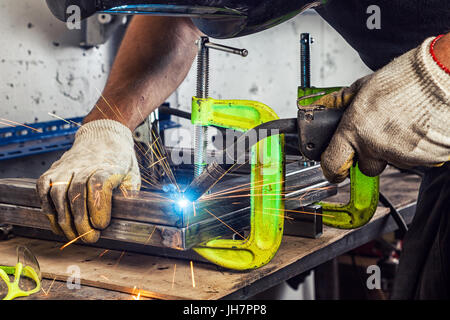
[[36, 120, 141, 243], [316, 37, 450, 183]]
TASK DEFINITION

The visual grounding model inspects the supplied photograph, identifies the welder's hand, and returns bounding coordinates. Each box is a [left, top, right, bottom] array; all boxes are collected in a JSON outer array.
[[36, 120, 141, 243], [315, 37, 450, 183]]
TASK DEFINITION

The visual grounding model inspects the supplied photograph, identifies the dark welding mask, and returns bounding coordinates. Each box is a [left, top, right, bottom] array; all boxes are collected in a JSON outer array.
[[46, 0, 323, 38]]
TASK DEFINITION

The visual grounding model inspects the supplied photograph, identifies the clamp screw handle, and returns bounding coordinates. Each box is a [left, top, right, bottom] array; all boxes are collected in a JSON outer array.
[[196, 37, 248, 57]]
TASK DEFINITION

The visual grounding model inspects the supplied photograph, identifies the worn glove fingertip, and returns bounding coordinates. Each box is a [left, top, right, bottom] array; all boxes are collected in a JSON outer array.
[[321, 156, 353, 184], [320, 131, 356, 183], [36, 175, 65, 236], [45, 213, 65, 236], [79, 228, 101, 244], [358, 157, 387, 177], [87, 173, 122, 230]]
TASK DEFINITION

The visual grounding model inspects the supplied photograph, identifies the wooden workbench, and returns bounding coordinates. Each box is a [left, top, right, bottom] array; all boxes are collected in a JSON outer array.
[[0, 167, 421, 300]]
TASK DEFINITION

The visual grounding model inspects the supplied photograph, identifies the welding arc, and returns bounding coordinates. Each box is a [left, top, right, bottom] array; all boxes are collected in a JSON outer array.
[[184, 118, 298, 202]]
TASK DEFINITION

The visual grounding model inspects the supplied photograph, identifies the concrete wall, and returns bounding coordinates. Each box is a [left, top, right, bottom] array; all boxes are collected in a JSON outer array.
[[0, 0, 118, 124]]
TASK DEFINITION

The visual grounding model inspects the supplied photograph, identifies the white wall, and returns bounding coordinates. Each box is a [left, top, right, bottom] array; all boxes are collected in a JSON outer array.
[[0, 0, 116, 124]]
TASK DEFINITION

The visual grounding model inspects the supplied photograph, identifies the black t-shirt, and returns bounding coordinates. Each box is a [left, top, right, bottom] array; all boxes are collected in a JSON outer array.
[[315, 0, 450, 70]]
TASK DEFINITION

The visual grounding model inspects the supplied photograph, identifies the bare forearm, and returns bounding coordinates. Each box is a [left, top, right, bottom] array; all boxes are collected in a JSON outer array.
[[434, 32, 450, 70], [83, 16, 203, 130]]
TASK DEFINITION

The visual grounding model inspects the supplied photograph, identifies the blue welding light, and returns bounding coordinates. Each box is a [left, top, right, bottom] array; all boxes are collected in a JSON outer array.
[[177, 198, 190, 209]]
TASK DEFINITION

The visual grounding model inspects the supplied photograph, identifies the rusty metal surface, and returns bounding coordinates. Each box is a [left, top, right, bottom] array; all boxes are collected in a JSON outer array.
[[0, 162, 336, 250]]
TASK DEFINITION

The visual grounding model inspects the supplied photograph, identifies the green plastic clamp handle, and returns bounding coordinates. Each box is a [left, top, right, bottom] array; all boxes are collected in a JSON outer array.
[[191, 97, 285, 270], [298, 87, 379, 229]]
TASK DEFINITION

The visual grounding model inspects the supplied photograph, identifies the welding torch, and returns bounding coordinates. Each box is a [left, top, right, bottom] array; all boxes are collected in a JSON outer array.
[[183, 104, 345, 202]]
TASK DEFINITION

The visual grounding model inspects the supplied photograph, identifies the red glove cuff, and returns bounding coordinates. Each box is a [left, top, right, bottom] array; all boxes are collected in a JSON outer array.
[[430, 35, 450, 75]]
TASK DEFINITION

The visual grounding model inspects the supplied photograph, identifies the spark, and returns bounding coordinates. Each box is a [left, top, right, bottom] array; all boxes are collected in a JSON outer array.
[[258, 211, 295, 220], [98, 249, 109, 258], [47, 113, 81, 127], [147, 157, 168, 169], [0, 118, 43, 133], [200, 178, 281, 201], [0, 120, 16, 128], [172, 264, 177, 289], [133, 291, 141, 300], [143, 138, 160, 157], [132, 124, 181, 194], [195, 162, 239, 199], [149, 129, 180, 192], [131, 286, 142, 300], [94, 190, 101, 208], [266, 207, 335, 218], [95, 89, 126, 123], [60, 230, 94, 250], [119, 185, 129, 199], [190, 261, 196, 288], [94, 104, 110, 120], [202, 193, 288, 201], [41, 276, 57, 296], [136, 105, 146, 124], [71, 193, 81, 203], [144, 227, 157, 245], [49, 181, 70, 187], [100, 275, 110, 281], [113, 251, 126, 268], [204, 209, 245, 240]]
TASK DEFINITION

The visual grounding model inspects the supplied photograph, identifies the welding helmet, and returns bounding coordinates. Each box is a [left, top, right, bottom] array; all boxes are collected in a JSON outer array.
[[46, 0, 324, 38]]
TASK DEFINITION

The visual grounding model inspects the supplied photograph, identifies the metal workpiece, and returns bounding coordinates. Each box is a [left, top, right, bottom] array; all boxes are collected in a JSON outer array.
[[283, 204, 322, 239], [0, 224, 13, 240], [183, 161, 229, 202], [0, 163, 336, 251]]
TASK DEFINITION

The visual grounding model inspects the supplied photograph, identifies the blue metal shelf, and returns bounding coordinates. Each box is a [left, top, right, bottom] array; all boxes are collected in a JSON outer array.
[[0, 117, 82, 161]]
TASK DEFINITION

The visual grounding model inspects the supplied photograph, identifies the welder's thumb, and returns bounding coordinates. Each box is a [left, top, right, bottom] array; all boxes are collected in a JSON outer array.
[[321, 129, 387, 183], [314, 75, 372, 110], [320, 131, 355, 183]]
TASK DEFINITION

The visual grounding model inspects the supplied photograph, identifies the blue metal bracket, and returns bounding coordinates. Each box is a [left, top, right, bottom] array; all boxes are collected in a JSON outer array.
[[0, 118, 83, 161]]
